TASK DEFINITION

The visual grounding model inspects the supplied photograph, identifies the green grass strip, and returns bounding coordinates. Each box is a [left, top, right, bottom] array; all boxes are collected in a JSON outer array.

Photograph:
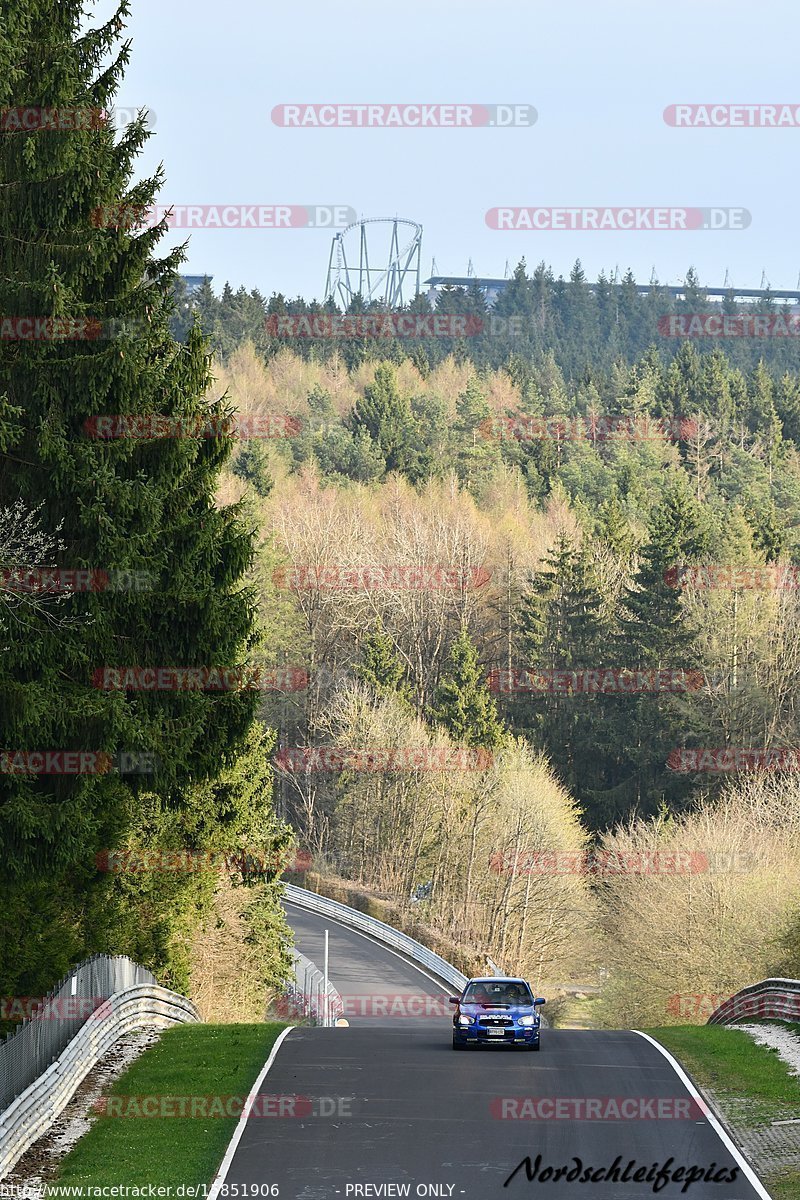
[[49, 1023, 287, 1195], [649, 1023, 800, 1200]]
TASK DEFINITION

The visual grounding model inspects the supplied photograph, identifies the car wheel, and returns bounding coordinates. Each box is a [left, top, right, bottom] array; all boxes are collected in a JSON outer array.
[[528, 1042, 540, 1051], [452, 1036, 467, 1050]]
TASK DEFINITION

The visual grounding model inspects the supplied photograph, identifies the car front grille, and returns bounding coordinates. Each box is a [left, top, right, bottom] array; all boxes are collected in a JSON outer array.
[[478, 1016, 513, 1027]]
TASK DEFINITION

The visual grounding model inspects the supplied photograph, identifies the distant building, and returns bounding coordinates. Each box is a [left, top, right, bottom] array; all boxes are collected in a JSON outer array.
[[181, 274, 213, 297], [425, 275, 800, 308], [425, 276, 507, 307]]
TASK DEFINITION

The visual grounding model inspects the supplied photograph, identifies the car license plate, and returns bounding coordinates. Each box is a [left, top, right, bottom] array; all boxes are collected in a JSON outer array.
[[487, 1027, 505, 1036]]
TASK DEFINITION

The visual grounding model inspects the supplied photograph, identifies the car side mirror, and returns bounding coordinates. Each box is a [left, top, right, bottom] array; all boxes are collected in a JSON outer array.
[[534, 998, 546, 1006], [449, 996, 460, 1005]]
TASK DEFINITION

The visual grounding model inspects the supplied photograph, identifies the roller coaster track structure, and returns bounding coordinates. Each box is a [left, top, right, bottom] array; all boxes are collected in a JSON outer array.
[[325, 218, 422, 309]]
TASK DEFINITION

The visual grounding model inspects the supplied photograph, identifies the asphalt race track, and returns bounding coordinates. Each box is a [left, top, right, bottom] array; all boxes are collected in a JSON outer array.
[[285, 901, 454, 1025], [214, 902, 770, 1200]]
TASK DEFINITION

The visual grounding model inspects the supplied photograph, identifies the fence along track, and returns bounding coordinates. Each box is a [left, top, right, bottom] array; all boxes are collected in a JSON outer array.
[[0, 954, 160, 1112], [0, 962, 199, 1180]]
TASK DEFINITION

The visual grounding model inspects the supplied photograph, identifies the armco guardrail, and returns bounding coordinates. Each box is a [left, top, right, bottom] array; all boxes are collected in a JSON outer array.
[[0, 953, 161, 1111], [283, 883, 469, 993], [0, 984, 199, 1179], [708, 978, 800, 1025], [285, 949, 344, 1026]]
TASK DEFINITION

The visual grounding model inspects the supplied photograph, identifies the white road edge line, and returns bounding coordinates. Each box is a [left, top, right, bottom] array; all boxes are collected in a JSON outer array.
[[207, 1024, 295, 1200], [284, 900, 454, 996], [633, 1031, 773, 1200]]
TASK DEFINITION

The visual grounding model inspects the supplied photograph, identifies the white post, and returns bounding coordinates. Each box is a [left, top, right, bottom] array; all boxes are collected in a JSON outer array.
[[323, 929, 329, 1026]]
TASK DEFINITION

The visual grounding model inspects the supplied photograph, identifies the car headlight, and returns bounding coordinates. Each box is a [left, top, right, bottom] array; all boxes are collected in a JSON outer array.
[[458, 1014, 475, 1026], [517, 1015, 538, 1027]]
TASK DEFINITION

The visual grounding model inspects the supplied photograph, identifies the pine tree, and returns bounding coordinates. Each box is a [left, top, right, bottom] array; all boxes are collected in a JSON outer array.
[[597, 489, 637, 561], [680, 267, 707, 310], [556, 260, 598, 375], [699, 349, 735, 427], [0, 0, 267, 991], [493, 259, 534, 324], [452, 377, 500, 494], [429, 626, 505, 749], [775, 372, 800, 446], [743, 498, 786, 562], [747, 361, 783, 484], [355, 624, 413, 708], [615, 477, 707, 666], [349, 363, 425, 481], [232, 441, 274, 497], [520, 533, 606, 669], [512, 534, 609, 804], [590, 477, 710, 824]]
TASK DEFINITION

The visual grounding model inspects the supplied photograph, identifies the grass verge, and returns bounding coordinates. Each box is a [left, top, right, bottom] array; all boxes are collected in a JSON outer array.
[[649, 1023, 800, 1200], [50, 1023, 287, 1194]]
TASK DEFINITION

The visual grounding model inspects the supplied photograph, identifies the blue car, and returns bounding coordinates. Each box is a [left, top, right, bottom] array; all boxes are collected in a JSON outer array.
[[450, 977, 546, 1051]]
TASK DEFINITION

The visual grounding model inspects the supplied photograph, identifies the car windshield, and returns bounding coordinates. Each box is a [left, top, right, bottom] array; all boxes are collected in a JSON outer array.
[[462, 981, 532, 1006]]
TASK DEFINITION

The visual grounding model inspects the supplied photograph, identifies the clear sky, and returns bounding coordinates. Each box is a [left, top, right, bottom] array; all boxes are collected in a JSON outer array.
[[97, 0, 799, 301]]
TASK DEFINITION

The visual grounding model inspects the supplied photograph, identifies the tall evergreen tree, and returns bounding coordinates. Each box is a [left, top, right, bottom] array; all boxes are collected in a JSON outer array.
[[0, 0, 273, 992], [429, 626, 505, 749], [348, 363, 425, 481], [451, 377, 500, 494], [512, 534, 609, 806], [615, 478, 707, 666], [355, 624, 413, 709], [590, 478, 710, 824], [520, 533, 606, 669]]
